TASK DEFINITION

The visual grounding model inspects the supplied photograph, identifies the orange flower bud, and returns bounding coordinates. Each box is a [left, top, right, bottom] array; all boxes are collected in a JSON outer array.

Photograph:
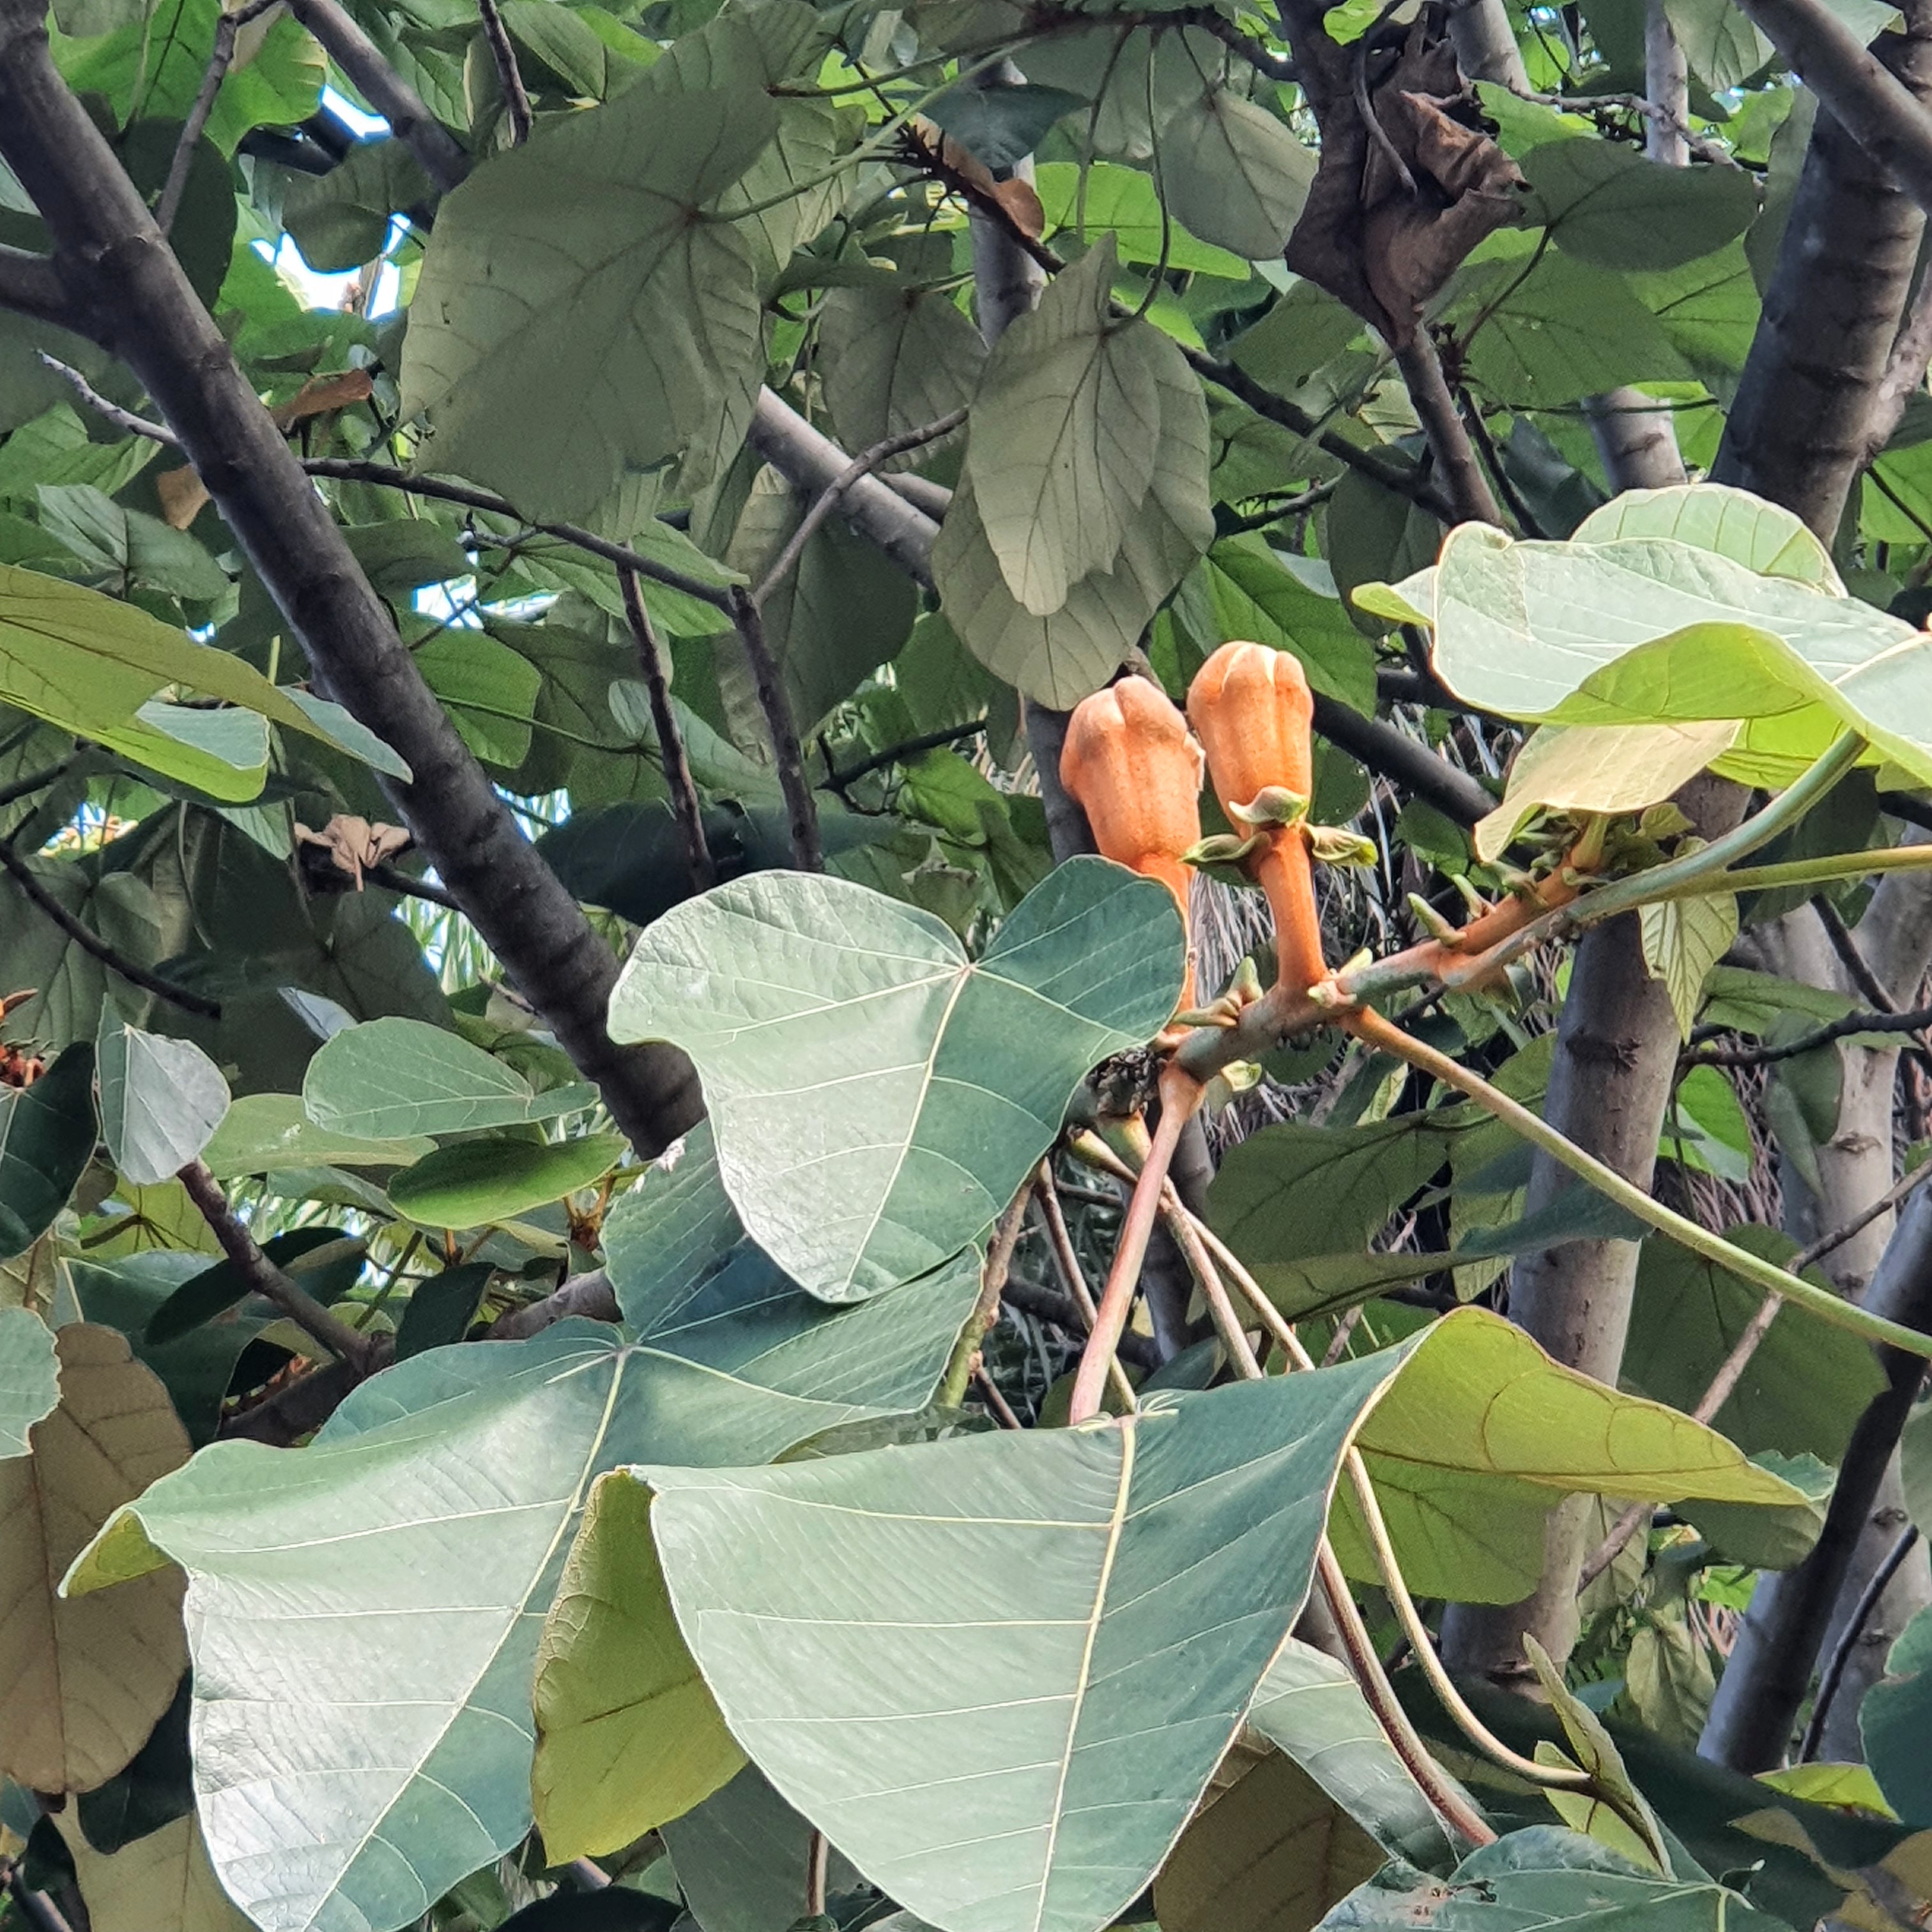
[[1186, 640, 1315, 824], [1060, 677, 1204, 1004], [1186, 642, 1328, 997]]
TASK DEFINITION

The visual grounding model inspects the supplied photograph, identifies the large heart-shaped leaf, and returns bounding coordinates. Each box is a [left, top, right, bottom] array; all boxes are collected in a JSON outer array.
[[530, 1123, 983, 1859], [68, 1254, 977, 1932], [401, 84, 776, 521], [302, 1016, 596, 1139], [1568, 482, 1840, 585], [1358, 499, 1932, 788], [625, 1348, 1401, 1932], [607, 859, 1184, 1301], [198, 1092, 435, 1178], [1316, 1826, 1791, 1929], [96, 1024, 230, 1187]]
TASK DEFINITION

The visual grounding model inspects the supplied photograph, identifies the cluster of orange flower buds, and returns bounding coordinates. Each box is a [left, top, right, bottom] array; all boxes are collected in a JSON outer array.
[[1060, 643, 1365, 1016]]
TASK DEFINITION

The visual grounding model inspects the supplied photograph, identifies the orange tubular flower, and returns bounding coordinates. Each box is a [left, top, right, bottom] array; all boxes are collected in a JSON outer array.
[[1187, 641, 1328, 998], [1060, 677, 1204, 1006]]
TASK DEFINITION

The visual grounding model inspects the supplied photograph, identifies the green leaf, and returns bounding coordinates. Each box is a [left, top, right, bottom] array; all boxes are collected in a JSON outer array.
[[1639, 893, 1738, 1040], [1867, 1609, 1932, 1828], [392, 1262, 494, 1361], [532, 1473, 746, 1860], [36, 484, 228, 600], [1195, 538, 1377, 712], [964, 238, 1179, 611], [411, 626, 544, 769], [502, 0, 657, 98], [401, 86, 776, 520], [818, 286, 985, 466], [933, 358, 1213, 707], [387, 1132, 625, 1229], [282, 138, 432, 274], [1663, 0, 1773, 89], [620, 1346, 1405, 1932], [1629, 242, 1760, 381], [0, 561, 407, 785], [1475, 720, 1740, 861], [302, 1016, 597, 1138], [1460, 247, 1694, 406], [606, 860, 1184, 1301], [0, 1043, 96, 1261], [0, 1306, 58, 1459], [660, 1769, 863, 1932], [145, 1227, 363, 1347], [105, 702, 271, 802], [1229, 279, 1367, 394], [1246, 1637, 1460, 1869], [1332, 1307, 1807, 1604], [1625, 1227, 1885, 1464], [1570, 481, 1839, 586], [1522, 142, 1759, 272], [1317, 1827, 1788, 1929], [66, 1304, 963, 1932], [199, 1092, 435, 1178], [1033, 162, 1250, 279], [95, 1023, 229, 1187], [1156, 89, 1316, 260], [1372, 511, 1932, 789], [1153, 1739, 1387, 1932]]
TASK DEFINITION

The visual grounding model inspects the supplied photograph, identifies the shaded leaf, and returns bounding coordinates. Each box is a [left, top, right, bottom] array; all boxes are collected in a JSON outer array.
[[303, 1016, 596, 1138], [1157, 88, 1315, 259], [607, 861, 1184, 1301], [0, 1042, 97, 1261], [1522, 142, 1759, 272], [624, 1347, 1404, 1932], [1033, 160, 1250, 277], [387, 1133, 625, 1229], [393, 1262, 494, 1360], [144, 1226, 362, 1347], [1, 1324, 188, 1793], [402, 87, 776, 520], [54, 1807, 252, 1932], [819, 286, 985, 468], [660, 1768, 862, 1932]]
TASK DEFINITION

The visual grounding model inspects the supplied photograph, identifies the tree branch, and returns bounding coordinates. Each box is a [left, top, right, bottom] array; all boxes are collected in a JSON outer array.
[[1733, 0, 1932, 214], [474, 0, 532, 142], [1800, 1522, 1920, 1759], [0, 242, 72, 326], [177, 1159, 378, 1370], [728, 586, 821, 871], [0, 6, 703, 1156], [618, 564, 714, 896], [751, 406, 966, 610], [487, 1267, 617, 1339], [159, 0, 280, 234], [0, 838, 221, 1017], [746, 388, 940, 586], [1393, 336, 1504, 528], [1683, 999, 1932, 1067], [1700, 1183, 1932, 1767], [1308, 694, 1494, 825], [0, 757, 73, 813], [282, 0, 471, 191], [1866, 264, 1932, 462]]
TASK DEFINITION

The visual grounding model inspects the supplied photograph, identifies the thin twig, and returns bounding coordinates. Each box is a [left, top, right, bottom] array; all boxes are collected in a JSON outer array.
[[364, 859, 461, 910], [38, 355, 178, 443], [1070, 1070, 1204, 1422], [752, 408, 967, 611], [822, 722, 988, 795], [159, 0, 280, 233], [0, 757, 75, 813], [972, 1363, 1023, 1429], [1800, 1524, 1920, 1761], [475, 0, 532, 141], [939, 1188, 1031, 1408], [1685, 1001, 1932, 1069], [178, 1160, 377, 1370], [1393, 336, 1505, 528], [1031, 1169, 1137, 1411], [1814, 895, 1898, 1013], [0, 838, 220, 1017], [728, 587, 822, 871], [804, 1830, 829, 1918], [618, 565, 715, 896]]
